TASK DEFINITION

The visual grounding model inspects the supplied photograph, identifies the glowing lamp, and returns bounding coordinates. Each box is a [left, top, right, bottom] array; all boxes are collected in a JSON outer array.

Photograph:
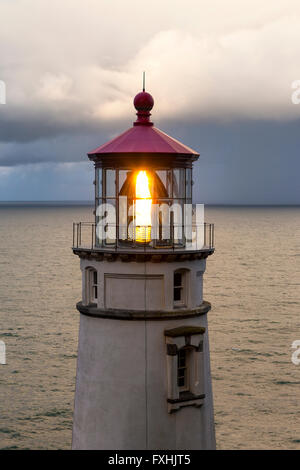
[[135, 171, 152, 243]]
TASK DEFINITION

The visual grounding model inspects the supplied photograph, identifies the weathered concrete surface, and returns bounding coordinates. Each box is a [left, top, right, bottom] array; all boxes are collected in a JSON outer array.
[[72, 258, 215, 450], [72, 314, 215, 450]]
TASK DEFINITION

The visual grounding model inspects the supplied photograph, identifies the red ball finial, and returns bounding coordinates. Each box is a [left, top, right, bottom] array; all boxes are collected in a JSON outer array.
[[133, 91, 154, 126], [134, 91, 154, 112]]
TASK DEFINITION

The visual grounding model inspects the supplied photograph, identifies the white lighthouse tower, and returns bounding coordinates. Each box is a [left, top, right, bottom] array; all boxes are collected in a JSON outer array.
[[72, 88, 216, 450]]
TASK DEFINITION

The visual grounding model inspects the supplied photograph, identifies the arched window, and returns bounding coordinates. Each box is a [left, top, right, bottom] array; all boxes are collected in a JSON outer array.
[[177, 347, 192, 392], [86, 268, 98, 304], [173, 269, 189, 308]]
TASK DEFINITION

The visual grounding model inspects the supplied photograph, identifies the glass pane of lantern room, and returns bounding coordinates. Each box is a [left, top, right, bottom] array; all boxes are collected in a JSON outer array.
[[96, 168, 102, 198], [105, 169, 116, 197], [119, 170, 130, 193], [155, 170, 172, 198], [172, 199, 184, 245], [103, 198, 116, 246], [118, 170, 134, 243], [95, 197, 114, 248], [155, 200, 172, 244], [186, 168, 192, 202], [173, 169, 185, 199]]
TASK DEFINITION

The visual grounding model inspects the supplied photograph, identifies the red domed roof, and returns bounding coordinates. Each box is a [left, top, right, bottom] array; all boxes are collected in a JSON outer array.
[[88, 125, 198, 156], [88, 90, 199, 159]]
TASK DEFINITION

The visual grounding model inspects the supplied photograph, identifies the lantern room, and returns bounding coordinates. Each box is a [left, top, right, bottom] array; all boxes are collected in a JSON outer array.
[[73, 89, 214, 252]]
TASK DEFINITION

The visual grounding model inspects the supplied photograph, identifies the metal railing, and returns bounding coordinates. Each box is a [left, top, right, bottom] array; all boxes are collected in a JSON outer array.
[[73, 222, 214, 252]]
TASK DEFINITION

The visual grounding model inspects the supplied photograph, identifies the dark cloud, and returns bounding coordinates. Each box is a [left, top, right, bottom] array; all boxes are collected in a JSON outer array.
[[0, 128, 123, 166], [167, 118, 300, 204], [0, 0, 299, 203], [0, 118, 299, 204], [0, 162, 94, 201]]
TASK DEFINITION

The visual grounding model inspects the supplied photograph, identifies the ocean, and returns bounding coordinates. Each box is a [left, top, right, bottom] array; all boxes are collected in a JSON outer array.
[[0, 204, 299, 449]]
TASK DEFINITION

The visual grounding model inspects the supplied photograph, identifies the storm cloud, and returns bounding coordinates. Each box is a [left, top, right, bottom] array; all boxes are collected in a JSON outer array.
[[0, 0, 299, 202]]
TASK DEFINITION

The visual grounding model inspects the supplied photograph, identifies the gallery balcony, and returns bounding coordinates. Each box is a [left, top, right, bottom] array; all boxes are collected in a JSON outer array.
[[72, 222, 214, 262]]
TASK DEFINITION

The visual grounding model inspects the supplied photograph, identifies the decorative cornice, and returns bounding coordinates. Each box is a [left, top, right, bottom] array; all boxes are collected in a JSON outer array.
[[72, 248, 214, 263], [76, 300, 211, 321], [167, 393, 205, 404], [164, 326, 206, 337]]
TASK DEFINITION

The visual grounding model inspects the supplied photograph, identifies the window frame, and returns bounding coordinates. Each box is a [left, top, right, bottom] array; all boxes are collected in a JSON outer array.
[[91, 269, 98, 302], [173, 269, 188, 308], [86, 267, 98, 305], [177, 347, 191, 392]]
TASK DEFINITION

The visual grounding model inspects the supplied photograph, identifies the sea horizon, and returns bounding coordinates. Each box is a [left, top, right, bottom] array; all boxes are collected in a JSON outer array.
[[0, 201, 299, 207]]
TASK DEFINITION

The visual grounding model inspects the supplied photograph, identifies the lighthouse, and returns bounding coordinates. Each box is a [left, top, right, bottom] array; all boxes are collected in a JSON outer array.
[[72, 87, 216, 450]]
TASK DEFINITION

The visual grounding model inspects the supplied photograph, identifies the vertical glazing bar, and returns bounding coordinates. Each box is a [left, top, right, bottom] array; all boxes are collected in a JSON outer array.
[[94, 167, 97, 226], [172, 222, 175, 252], [133, 201, 136, 249], [116, 170, 119, 249]]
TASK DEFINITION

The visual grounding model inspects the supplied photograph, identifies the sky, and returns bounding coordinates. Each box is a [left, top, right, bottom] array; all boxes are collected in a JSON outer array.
[[0, 0, 300, 204]]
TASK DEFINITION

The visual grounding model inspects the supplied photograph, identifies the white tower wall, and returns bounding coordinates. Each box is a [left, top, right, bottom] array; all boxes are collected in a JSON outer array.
[[72, 258, 215, 450]]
